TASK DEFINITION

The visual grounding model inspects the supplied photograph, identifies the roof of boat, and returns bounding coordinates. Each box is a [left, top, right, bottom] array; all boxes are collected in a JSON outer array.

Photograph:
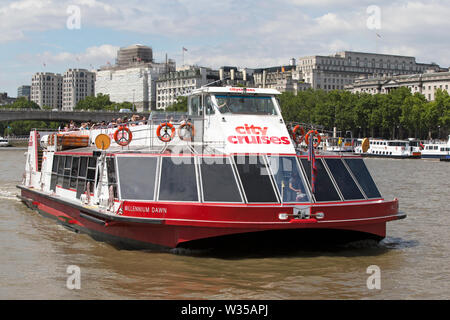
[[191, 86, 281, 95]]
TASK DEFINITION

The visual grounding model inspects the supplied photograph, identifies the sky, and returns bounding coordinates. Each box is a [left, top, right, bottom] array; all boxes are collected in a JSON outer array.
[[1, 0, 450, 97]]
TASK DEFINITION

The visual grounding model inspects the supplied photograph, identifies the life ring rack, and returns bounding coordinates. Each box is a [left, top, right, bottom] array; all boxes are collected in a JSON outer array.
[[304, 129, 322, 148], [178, 122, 195, 142], [113, 126, 133, 147], [292, 125, 305, 144], [156, 122, 176, 143]]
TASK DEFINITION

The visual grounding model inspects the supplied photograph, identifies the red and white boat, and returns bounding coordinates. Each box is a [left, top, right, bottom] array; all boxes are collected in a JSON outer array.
[[17, 86, 405, 250]]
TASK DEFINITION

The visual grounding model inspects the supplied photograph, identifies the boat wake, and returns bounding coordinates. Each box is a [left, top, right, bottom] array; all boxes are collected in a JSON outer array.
[[0, 187, 20, 201]]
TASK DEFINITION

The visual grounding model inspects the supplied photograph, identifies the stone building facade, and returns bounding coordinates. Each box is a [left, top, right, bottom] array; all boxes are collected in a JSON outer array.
[[62, 69, 95, 110], [31, 72, 63, 109], [297, 51, 443, 91], [345, 70, 450, 101]]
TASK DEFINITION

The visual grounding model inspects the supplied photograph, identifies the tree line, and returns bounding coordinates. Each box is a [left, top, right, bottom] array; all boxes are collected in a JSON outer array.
[[279, 87, 449, 140], [2, 89, 449, 140]]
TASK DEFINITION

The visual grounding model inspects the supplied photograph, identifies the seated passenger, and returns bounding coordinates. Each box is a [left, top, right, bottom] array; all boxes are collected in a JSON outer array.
[[289, 171, 307, 202]]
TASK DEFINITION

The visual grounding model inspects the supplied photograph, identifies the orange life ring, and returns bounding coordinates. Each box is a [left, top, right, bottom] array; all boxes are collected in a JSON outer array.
[[156, 122, 175, 142], [113, 126, 132, 146], [292, 125, 305, 144], [304, 130, 321, 148], [178, 122, 195, 141]]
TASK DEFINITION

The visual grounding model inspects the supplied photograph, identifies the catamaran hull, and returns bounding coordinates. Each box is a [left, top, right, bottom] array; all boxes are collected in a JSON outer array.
[[18, 186, 405, 250]]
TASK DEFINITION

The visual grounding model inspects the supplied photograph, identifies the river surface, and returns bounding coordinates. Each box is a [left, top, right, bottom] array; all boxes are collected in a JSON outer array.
[[0, 148, 449, 299]]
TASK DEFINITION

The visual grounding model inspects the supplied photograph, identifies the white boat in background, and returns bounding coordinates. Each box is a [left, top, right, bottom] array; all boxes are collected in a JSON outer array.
[[0, 136, 10, 147], [354, 138, 421, 159], [421, 135, 450, 160], [322, 136, 355, 153]]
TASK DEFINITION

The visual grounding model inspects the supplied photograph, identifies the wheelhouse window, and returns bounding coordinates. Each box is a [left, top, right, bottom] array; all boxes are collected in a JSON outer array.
[[324, 158, 365, 200], [158, 157, 198, 202], [344, 158, 381, 199], [268, 156, 309, 203], [199, 157, 242, 203], [233, 155, 278, 203], [299, 158, 341, 202], [117, 156, 158, 201], [215, 95, 279, 115]]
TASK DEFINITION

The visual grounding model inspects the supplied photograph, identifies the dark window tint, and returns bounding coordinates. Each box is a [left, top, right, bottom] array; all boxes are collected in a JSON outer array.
[[65, 156, 72, 169], [79, 157, 88, 177], [117, 157, 158, 200], [57, 175, 63, 186], [234, 155, 278, 203], [70, 177, 77, 189], [57, 156, 65, 174], [107, 158, 116, 184], [88, 156, 97, 168], [300, 158, 341, 202], [50, 174, 57, 191], [87, 168, 96, 180], [52, 156, 59, 173], [63, 176, 70, 189], [344, 159, 382, 198], [71, 157, 79, 177], [200, 157, 242, 202], [268, 156, 309, 203], [325, 158, 364, 200], [76, 178, 86, 199], [159, 157, 198, 202]]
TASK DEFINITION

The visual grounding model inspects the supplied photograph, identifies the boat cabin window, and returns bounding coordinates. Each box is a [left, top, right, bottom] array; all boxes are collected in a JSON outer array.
[[267, 156, 310, 203], [324, 158, 365, 200], [107, 157, 118, 199], [215, 95, 278, 115], [344, 159, 381, 199], [299, 158, 341, 202], [158, 157, 198, 202], [117, 157, 158, 201], [189, 96, 201, 116], [205, 95, 215, 115], [199, 157, 242, 202], [233, 155, 278, 203]]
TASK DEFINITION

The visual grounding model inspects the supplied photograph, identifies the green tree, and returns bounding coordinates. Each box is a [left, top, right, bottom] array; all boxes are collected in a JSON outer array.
[[166, 96, 188, 112]]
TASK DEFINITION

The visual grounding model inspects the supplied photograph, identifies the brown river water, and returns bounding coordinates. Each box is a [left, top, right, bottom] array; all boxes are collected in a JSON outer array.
[[0, 148, 449, 299]]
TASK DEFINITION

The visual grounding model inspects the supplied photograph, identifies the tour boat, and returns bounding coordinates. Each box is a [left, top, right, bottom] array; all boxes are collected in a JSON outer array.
[[17, 86, 405, 250], [0, 136, 10, 147], [421, 135, 450, 160], [353, 138, 421, 159]]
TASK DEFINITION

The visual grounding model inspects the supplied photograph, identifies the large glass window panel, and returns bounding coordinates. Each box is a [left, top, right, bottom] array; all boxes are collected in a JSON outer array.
[[57, 156, 65, 174], [344, 159, 382, 198], [52, 156, 59, 173], [300, 158, 341, 202], [234, 155, 278, 203], [268, 156, 309, 203], [71, 157, 79, 177], [50, 174, 57, 191], [65, 156, 72, 169], [107, 158, 116, 184], [325, 158, 364, 200], [79, 157, 88, 177], [76, 178, 85, 199], [88, 156, 97, 168], [117, 157, 158, 200], [159, 157, 198, 202], [200, 157, 242, 202]]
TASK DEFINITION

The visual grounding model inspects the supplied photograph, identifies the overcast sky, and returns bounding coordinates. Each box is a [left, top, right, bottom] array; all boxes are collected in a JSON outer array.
[[1, 0, 449, 96]]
